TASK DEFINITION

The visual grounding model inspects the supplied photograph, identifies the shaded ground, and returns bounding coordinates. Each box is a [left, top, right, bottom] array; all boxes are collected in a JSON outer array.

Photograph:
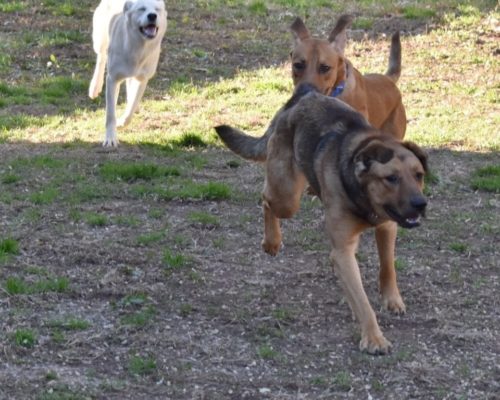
[[0, 1, 499, 399]]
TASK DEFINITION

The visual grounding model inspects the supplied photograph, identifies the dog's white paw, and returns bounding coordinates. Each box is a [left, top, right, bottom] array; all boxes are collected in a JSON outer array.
[[102, 134, 119, 147], [116, 116, 131, 128], [88, 81, 101, 99]]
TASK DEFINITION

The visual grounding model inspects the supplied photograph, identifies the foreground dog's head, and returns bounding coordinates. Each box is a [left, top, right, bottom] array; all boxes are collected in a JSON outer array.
[[353, 138, 428, 228], [289, 15, 353, 96], [124, 0, 166, 40]]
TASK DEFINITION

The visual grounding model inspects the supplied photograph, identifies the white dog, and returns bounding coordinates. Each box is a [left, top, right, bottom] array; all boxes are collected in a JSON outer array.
[[89, 0, 167, 147]]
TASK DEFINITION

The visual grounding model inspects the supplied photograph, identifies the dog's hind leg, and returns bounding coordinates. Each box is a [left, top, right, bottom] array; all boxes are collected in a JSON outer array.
[[262, 123, 306, 256], [118, 78, 148, 128], [375, 221, 406, 314], [89, 53, 107, 99]]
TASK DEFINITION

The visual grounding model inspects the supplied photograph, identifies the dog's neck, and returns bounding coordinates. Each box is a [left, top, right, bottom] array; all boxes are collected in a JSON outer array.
[[330, 62, 350, 98], [339, 136, 381, 226]]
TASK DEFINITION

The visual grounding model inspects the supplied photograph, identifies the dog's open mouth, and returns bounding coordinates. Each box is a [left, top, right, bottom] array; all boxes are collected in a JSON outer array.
[[384, 206, 422, 229], [140, 24, 158, 39]]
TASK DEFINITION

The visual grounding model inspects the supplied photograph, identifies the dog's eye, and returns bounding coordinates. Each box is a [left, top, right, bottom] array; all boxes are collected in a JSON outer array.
[[385, 175, 400, 184], [138, 7, 146, 12], [416, 172, 424, 181], [319, 64, 331, 74], [293, 62, 305, 71]]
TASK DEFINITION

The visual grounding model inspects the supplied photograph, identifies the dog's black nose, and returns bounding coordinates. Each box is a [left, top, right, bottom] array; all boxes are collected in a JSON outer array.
[[410, 196, 427, 211], [147, 13, 157, 22]]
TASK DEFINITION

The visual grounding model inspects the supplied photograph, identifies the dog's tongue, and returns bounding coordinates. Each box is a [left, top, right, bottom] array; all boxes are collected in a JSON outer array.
[[143, 25, 157, 38]]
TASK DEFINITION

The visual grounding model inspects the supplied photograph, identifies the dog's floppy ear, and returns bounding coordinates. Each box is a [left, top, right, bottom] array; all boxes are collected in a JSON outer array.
[[328, 14, 353, 54], [402, 141, 429, 173], [123, 1, 134, 13], [354, 140, 394, 176], [290, 17, 311, 43]]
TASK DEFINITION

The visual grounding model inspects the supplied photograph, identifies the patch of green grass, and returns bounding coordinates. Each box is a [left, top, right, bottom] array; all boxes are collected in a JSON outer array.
[[47, 318, 91, 331], [13, 328, 37, 348], [333, 371, 352, 391], [352, 17, 374, 30], [163, 250, 191, 270], [449, 242, 468, 253], [471, 165, 500, 193], [257, 344, 279, 360], [137, 231, 165, 246], [39, 30, 86, 47], [128, 355, 157, 376], [121, 293, 148, 307], [38, 386, 89, 400], [0, 237, 19, 261], [394, 258, 408, 272], [29, 187, 59, 205], [4, 276, 69, 295], [158, 181, 232, 201], [44, 0, 77, 16], [45, 371, 58, 381], [100, 162, 180, 182], [1, 173, 20, 184], [248, 0, 268, 15], [0, 1, 26, 12], [121, 306, 156, 327], [187, 211, 220, 227], [84, 212, 108, 227], [402, 5, 436, 19]]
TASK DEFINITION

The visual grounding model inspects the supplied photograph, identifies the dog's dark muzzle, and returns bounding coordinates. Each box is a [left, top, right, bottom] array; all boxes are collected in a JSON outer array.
[[384, 196, 427, 229]]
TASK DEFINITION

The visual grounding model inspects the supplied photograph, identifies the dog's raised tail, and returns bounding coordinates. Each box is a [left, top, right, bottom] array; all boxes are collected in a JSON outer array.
[[386, 31, 402, 83], [215, 125, 269, 162]]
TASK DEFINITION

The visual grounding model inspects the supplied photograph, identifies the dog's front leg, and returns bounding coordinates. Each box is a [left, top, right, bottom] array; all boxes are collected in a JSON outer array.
[[327, 220, 392, 354], [118, 78, 148, 128], [375, 221, 406, 314], [104, 75, 121, 147]]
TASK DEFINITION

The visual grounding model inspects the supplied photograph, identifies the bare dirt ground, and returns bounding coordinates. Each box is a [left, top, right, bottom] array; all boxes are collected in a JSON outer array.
[[0, 1, 499, 400]]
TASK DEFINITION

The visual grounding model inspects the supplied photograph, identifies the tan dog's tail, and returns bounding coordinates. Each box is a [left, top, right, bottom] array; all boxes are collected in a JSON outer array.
[[214, 125, 269, 162], [386, 32, 402, 82]]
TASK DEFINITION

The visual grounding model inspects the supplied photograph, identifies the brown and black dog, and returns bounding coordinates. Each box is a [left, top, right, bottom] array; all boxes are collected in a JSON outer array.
[[290, 15, 406, 139], [215, 84, 428, 354]]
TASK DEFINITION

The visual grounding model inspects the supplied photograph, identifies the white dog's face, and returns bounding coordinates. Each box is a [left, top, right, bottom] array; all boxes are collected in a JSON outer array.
[[124, 0, 166, 40]]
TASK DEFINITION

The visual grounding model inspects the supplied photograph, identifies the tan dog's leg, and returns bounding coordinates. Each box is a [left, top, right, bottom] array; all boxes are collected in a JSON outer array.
[[262, 129, 307, 256], [327, 219, 392, 354], [375, 221, 406, 314]]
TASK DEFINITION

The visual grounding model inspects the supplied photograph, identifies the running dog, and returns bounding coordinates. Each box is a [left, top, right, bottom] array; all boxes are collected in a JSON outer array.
[[89, 0, 167, 147], [290, 15, 406, 139], [215, 85, 428, 354]]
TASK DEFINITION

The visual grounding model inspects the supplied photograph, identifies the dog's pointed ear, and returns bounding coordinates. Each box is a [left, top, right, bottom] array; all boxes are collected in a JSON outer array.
[[354, 140, 394, 176], [402, 141, 429, 173], [328, 14, 353, 54], [290, 17, 311, 43], [123, 1, 134, 13]]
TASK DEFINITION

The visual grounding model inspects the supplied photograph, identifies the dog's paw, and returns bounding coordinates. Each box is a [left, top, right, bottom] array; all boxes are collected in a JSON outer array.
[[102, 137, 119, 147], [359, 332, 392, 355], [262, 239, 282, 256], [116, 116, 131, 128], [381, 292, 406, 315], [88, 82, 101, 99]]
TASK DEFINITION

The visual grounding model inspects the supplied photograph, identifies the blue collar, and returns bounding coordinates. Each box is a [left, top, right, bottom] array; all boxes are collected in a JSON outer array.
[[330, 81, 345, 98], [330, 62, 349, 98]]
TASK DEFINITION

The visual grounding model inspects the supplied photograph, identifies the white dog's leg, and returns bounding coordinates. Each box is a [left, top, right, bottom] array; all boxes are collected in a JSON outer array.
[[117, 78, 148, 128], [89, 53, 107, 99], [104, 75, 121, 147]]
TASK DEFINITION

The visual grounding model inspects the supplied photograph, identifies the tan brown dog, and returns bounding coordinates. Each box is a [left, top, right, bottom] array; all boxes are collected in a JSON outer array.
[[290, 15, 406, 140], [215, 84, 428, 354]]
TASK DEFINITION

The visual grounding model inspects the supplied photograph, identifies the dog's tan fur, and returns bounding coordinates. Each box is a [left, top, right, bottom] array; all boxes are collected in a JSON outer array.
[[290, 15, 406, 140], [215, 86, 428, 354]]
